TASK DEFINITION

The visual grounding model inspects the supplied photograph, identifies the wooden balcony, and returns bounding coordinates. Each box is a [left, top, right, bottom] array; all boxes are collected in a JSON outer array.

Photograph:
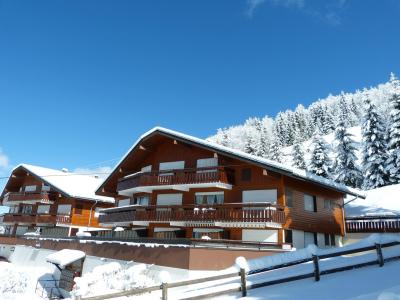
[[117, 167, 235, 194], [2, 213, 60, 225], [3, 192, 57, 204], [346, 216, 400, 233], [99, 203, 286, 227]]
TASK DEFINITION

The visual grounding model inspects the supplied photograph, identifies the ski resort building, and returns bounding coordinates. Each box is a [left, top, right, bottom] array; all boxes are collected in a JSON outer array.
[[96, 127, 365, 249], [0, 164, 114, 237]]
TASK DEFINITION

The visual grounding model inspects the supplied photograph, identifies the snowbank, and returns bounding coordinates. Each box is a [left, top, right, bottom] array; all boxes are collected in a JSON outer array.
[[346, 184, 400, 216], [73, 262, 160, 297], [0, 262, 28, 297], [46, 249, 86, 268]]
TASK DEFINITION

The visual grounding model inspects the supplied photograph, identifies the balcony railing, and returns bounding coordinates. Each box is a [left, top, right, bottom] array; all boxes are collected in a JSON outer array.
[[117, 166, 235, 192], [346, 216, 400, 233], [99, 203, 286, 226], [2, 213, 60, 224], [3, 192, 57, 204]]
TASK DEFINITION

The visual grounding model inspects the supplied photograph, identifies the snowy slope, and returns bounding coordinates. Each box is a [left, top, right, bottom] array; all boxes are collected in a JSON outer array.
[[346, 184, 400, 217]]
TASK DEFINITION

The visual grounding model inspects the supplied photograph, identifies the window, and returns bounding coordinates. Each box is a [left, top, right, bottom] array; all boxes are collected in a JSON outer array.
[[141, 165, 152, 173], [196, 158, 218, 172], [135, 195, 149, 206], [304, 232, 317, 246], [304, 194, 317, 212], [24, 185, 37, 192], [241, 168, 252, 182], [75, 204, 83, 215], [57, 204, 71, 215], [195, 192, 224, 205], [118, 199, 131, 207], [324, 233, 336, 247], [159, 161, 185, 174], [42, 185, 51, 192], [21, 205, 33, 214], [37, 205, 50, 214], [285, 230, 293, 244], [285, 188, 293, 207]]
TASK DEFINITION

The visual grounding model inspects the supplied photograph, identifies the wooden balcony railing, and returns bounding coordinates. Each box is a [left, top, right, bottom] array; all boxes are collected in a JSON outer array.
[[346, 216, 400, 233], [117, 166, 235, 192], [2, 213, 61, 224], [56, 215, 71, 224], [99, 203, 286, 225], [3, 192, 57, 204]]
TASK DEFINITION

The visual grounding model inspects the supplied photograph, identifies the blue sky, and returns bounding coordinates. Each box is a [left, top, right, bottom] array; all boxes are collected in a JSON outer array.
[[0, 0, 400, 182]]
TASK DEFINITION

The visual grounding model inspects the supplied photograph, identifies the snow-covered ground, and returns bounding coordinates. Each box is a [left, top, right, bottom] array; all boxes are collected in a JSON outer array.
[[346, 183, 400, 217]]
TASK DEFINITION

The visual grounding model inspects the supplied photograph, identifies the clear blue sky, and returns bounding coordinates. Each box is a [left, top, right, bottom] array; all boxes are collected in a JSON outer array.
[[0, 0, 400, 178]]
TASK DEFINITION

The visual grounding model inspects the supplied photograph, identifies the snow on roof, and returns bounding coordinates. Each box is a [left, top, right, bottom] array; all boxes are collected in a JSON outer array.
[[15, 164, 114, 203], [345, 184, 400, 217], [46, 249, 85, 268], [99, 126, 365, 198]]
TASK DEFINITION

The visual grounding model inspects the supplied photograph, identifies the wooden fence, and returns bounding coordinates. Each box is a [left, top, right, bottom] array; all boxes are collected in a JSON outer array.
[[76, 240, 400, 300]]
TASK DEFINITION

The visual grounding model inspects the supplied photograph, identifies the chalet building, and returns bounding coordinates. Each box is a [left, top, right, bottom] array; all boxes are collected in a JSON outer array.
[[96, 127, 365, 249], [0, 164, 114, 237]]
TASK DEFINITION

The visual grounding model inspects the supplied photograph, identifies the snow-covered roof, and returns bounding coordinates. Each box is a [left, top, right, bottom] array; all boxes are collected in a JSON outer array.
[[345, 184, 400, 217], [98, 126, 365, 198], [13, 164, 114, 203], [46, 249, 86, 267]]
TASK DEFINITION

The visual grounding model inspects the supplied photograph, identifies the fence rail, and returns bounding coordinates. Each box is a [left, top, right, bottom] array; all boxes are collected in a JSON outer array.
[[76, 240, 400, 300], [346, 216, 400, 233]]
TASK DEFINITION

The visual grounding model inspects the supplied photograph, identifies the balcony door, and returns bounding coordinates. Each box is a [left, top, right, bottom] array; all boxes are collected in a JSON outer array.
[[158, 161, 185, 184], [156, 194, 182, 215], [242, 189, 277, 205]]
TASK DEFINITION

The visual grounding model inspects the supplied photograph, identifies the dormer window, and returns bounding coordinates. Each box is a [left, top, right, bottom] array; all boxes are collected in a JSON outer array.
[[24, 185, 37, 193]]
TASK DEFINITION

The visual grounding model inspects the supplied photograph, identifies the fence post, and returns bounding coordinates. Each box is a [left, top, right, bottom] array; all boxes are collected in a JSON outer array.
[[312, 255, 320, 281], [161, 282, 168, 300], [240, 268, 247, 297], [375, 243, 384, 267]]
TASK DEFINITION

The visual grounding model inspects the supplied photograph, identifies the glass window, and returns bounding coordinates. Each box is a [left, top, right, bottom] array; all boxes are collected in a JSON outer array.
[[324, 233, 336, 247], [75, 204, 83, 215], [141, 165, 152, 173], [118, 199, 131, 207], [135, 195, 149, 206], [286, 188, 293, 207], [57, 204, 71, 215], [37, 205, 50, 214], [304, 194, 317, 212], [195, 192, 224, 205], [24, 185, 37, 192], [324, 199, 333, 210], [285, 230, 293, 243], [42, 185, 51, 192], [21, 205, 33, 214]]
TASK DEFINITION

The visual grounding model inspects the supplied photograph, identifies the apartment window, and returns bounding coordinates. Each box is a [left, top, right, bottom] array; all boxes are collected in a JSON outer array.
[[141, 165, 152, 173], [285, 188, 293, 207], [196, 158, 218, 172], [24, 185, 37, 192], [159, 161, 185, 175], [21, 205, 33, 214], [324, 199, 336, 210], [304, 194, 317, 212], [285, 230, 293, 244], [324, 233, 336, 247], [37, 205, 50, 214], [42, 185, 51, 192], [304, 232, 318, 246], [57, 204, 71, 216], [10, 206, 19, 214], [118, 199, 131, 207], [134, 195, 149, 206], [241, 168, 252, 182], [75, 204, 83, 215], [195, 192, 224, 205]]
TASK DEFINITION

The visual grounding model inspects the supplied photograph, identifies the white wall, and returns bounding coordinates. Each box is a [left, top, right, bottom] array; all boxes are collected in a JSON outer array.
[[242, 229, 278, 242]]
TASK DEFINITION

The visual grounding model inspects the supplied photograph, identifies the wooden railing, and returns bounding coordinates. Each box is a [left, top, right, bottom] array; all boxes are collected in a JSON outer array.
[[117, 166, 235, 192], [56, 215, 72, 224], [2, 213, 59, 224], [99, 203, 286, 225], [346, 216, 400, 233], [3, 191, 57, 204]]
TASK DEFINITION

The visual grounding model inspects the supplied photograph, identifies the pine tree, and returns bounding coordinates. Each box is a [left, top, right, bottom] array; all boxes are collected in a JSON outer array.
[[361, 97, 389, 189], [385, 74, 400, 183], [268, 133, 282, 163], [244, 133, 257, 155], [292, 143, 306, 170], [333, 118, 362, 188], [308, 128, 331, 178]]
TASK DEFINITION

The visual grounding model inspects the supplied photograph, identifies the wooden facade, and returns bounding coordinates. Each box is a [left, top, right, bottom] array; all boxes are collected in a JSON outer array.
[[96, 128, 359, 249], [0, 166, 113, 237]]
